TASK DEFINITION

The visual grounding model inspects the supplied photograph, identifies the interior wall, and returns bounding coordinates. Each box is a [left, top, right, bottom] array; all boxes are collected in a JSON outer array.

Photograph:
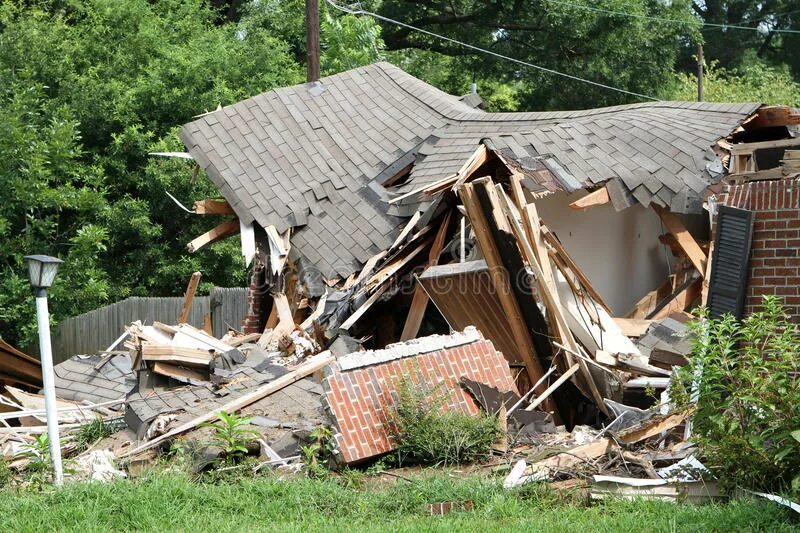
[[534, 191, 681, 315]]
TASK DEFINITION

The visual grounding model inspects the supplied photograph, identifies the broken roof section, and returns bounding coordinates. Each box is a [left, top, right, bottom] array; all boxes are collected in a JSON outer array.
[[180, 62, 760, 278]]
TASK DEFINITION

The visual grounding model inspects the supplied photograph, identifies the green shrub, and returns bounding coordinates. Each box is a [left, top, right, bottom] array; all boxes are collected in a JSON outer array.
[[672, 296, 800, 495], [387, 379, 499, 467]]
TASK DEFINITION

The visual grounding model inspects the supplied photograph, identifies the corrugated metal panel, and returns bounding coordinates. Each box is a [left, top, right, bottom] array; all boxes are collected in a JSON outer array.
[[708, 206, 755, 319]]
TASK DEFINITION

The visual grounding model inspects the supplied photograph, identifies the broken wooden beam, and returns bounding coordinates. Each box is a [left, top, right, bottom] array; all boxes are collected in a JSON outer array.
[[569, 186, 609, 210], [193, 199, 235, 215], [525, 364, 579, 412], [186, 219, 240, 253], [652, 205, 707, 276], [178, 271, 202, 324], [459, 179, 550, 402], [400, 212, 451, 340]]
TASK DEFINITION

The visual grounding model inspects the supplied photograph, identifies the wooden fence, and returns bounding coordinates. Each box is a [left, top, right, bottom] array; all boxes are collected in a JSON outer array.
[[51, 287, 248, 363]]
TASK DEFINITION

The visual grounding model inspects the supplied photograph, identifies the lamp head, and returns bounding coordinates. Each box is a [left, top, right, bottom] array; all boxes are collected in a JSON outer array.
[[23, 255, 63, 295]]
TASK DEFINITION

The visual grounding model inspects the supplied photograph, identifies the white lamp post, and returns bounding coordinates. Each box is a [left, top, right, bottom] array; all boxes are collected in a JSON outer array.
[[23, 255, 64, 485]]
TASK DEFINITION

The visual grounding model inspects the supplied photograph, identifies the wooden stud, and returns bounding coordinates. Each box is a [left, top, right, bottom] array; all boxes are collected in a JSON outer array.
[[525, 364, 580, 411], [400, 212, 452, 340], [186, 219, 240, 253], [652, 205, 707, 277], [459, 181, 549, 402], [178, 272, 202, 324], [495, 187, 609, 416], [568, 186, 610, 210], [193, 199, 235, 215]]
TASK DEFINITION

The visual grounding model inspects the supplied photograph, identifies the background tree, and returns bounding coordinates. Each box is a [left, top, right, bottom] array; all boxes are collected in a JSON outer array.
[[371, 0, 699, 109]]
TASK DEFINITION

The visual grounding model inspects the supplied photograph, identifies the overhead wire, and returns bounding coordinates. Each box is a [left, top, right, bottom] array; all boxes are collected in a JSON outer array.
[[541, 0, 800, 34], [323, 0, 659, 101]]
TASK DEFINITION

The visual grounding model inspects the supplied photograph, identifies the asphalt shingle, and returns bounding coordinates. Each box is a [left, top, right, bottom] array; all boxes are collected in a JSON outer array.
[[180, 62, 761, 278]]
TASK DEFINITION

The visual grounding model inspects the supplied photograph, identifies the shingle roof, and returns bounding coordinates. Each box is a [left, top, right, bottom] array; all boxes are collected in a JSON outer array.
[[180, 62, 760, 278]]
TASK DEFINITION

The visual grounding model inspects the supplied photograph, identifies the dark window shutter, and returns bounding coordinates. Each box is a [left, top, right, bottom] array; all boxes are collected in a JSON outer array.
[[707, 205, 755, 320]]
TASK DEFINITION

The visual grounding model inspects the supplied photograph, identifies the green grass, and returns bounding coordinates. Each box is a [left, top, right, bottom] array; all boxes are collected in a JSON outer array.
[[0, 471, 793, 532]]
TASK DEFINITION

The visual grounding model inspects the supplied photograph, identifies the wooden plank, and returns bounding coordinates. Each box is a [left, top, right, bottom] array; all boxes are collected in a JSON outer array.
[[178, 272, 202, 324], [151, 362, 208, 384], [258, 293, 294, 346], [388, 211, 421, 251], [140, 345, 214, 367], [400, 212, 452, 340], [729, 137, 800, 154], [569, 186, 610, 210], [648, 277, 702, 320], [652, 206, 707, 276], [193, 199, 235, 215], [525, 364, 580, 411], [459, 181, 548, 398], [365, 238, 431, 289], [186, 219, 240, 253], [121, 351, 335, 458], [495, 188, 608, 416], [339, 283, 391, 331], [449, 144, 490, 191]]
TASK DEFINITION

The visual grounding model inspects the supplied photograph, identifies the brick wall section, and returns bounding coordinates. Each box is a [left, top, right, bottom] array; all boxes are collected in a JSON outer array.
[[241, 264, 264, 334], [717, 177, 800, 317], [322, 335, 517, 464]]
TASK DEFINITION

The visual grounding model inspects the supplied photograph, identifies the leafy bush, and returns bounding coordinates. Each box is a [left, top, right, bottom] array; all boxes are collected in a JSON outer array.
[[671, 296, 800, 495], [387, 379, 499, 467]]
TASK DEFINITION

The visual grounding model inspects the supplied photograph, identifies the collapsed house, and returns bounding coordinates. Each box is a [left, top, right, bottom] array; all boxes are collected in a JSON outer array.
[[176, 62, 798, 415], [2, 63, 798, 493]]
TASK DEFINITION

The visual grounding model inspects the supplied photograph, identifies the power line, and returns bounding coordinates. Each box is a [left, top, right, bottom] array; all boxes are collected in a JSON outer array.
[[324, 0, 659, 101], [542, 0, 800, 34]]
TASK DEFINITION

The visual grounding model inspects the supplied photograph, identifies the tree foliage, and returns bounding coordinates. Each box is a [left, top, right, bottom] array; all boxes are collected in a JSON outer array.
[[688, 1, 800, 77], [0, 0, 387, 349], [375, 0, 699, 109], [666, 58, 800, 107]]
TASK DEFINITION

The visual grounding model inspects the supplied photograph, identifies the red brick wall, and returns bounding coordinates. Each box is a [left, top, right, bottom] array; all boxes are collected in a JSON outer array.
[[242, 264, 264, 334], [717, 177, 800, 317], [322, 337, 517, 465]]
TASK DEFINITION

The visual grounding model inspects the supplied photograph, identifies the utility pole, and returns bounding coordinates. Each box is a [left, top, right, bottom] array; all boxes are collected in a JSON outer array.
[[306, 0, 320, 82], [697, 43, 704, 102]]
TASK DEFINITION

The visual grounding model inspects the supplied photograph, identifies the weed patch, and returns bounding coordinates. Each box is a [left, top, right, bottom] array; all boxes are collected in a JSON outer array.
[[388, 380, 499, 466]]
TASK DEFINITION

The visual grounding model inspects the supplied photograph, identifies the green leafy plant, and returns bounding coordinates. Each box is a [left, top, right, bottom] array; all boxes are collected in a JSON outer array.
[[387, 379, 500, 467], [301, 425, 335, 479], [200, 411, 259, 466], [671, 296, 800, 495], [20, 434, 56, 484]]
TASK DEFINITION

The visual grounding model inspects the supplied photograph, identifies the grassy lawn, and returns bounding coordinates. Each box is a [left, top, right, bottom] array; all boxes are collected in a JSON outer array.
[[0, 470, 794, 532]]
